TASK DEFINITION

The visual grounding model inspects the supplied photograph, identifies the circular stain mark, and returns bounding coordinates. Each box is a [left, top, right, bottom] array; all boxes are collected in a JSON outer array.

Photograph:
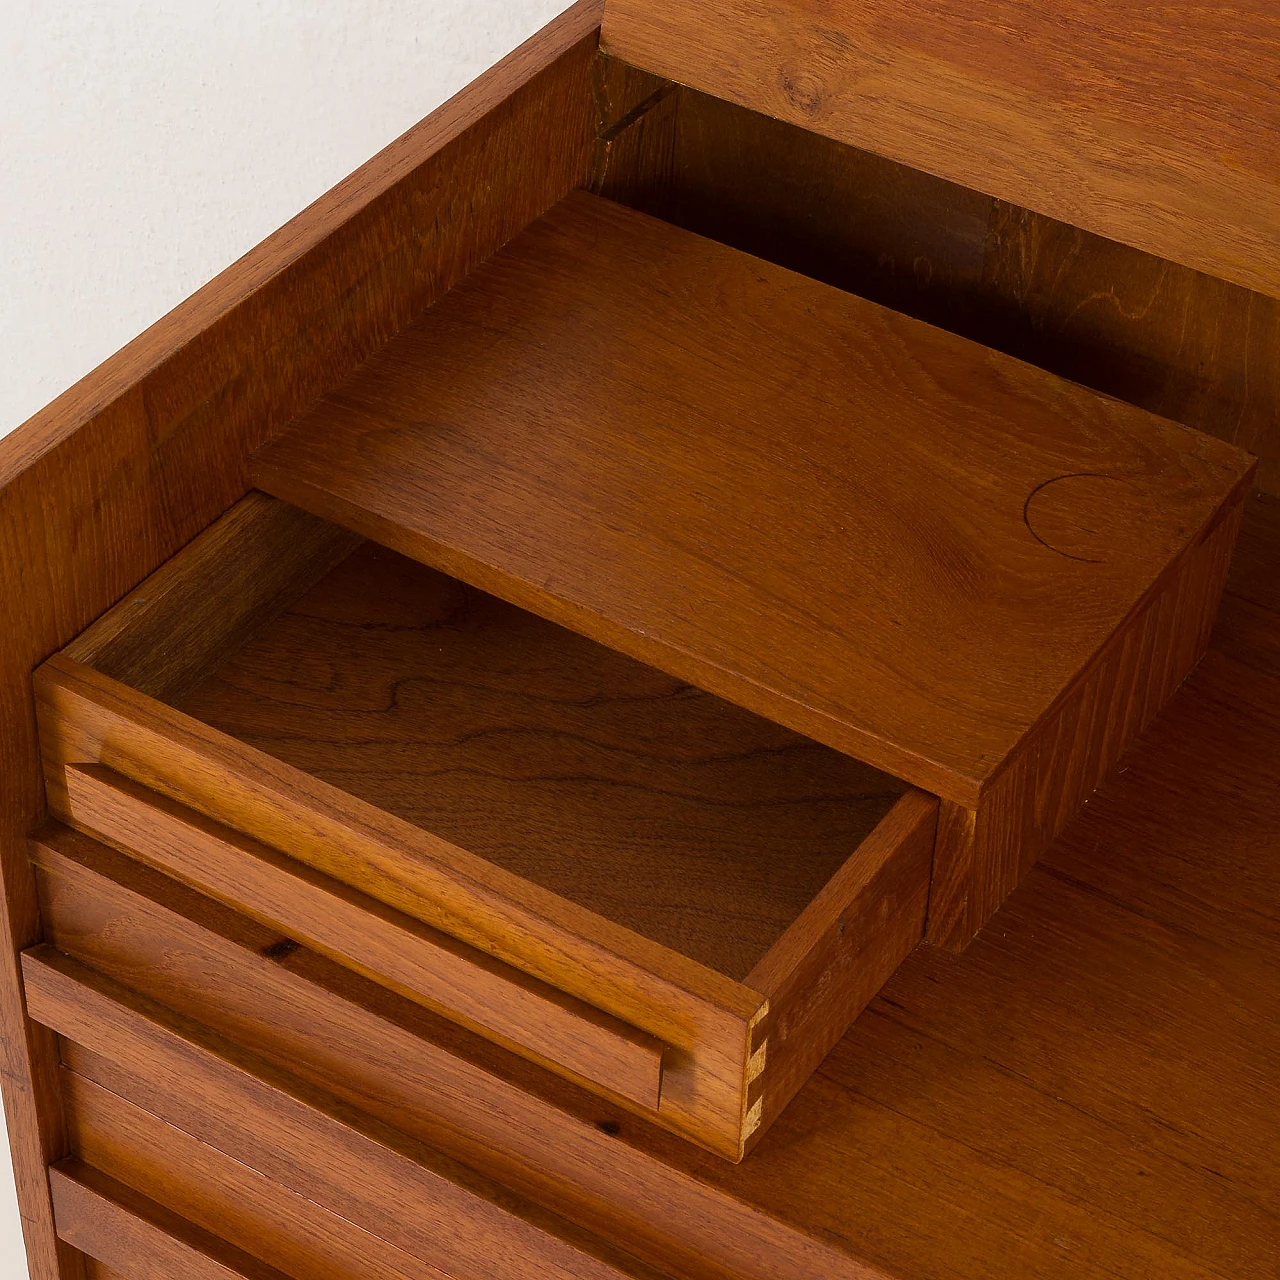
[[1023, 473, 1137, 565]]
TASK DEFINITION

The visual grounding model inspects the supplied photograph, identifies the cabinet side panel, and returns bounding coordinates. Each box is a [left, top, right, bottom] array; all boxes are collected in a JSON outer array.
[[0, 11, 601, 1277]]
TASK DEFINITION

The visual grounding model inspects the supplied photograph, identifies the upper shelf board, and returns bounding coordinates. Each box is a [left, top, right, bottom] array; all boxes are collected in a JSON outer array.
[[252, 191, 1252, 806], [600, 0, 1280, 303]]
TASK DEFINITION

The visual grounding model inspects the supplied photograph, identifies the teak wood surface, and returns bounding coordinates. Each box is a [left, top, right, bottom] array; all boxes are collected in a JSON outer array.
[[33, 491, 1280, 1280], [173, 536, 909, 984], [49, 1162, 294, 1280], [30, 823, 883, 1280], [2, 2, 1278, 1276], [26, 948, 668, 1280], [62, 763, 668, 1113], [60, 1068, 579, 1280], [600, 0, 1280, 302], [253, 190, 1251, 807], [592, 57, 1280, 496], [35, 652, 766, 1159]]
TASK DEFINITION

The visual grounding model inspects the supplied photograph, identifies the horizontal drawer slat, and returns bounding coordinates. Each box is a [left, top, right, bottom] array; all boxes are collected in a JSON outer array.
[[23, 946, 665, 1280], [61, 761, 664, 1111], [50, 1161, 290, 1280], [61, 1064, 475, 1280]]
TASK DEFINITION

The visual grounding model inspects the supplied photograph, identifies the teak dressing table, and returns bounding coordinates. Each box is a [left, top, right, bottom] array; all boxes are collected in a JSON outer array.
[[1, 3, 1277, 1279]]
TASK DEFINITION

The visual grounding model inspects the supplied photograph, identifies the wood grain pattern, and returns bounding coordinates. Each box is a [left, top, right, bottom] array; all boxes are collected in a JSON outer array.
[[588, 97, 1266, 944], [930, 492, 1246, 946], [0, 12, 600, 1276], [253, 190, 1252, 808], [696, 492, 1280, 1280], [594, 59, 1280, 499], [590, 58, 678, 216], [63, 492, 363, 704], [33, 824, 885, 1280], [656, 78, 995, 338], [62, 763, 666, 1112], [177, 535, 906, 983], [25, 948, 667, 1280], [745, 789, 935, 1137], [601, 0, 1280, 300], [82, 1263, 126, 1280], [50, 1162, 292, 1280], [979, 203, 1280, 497]]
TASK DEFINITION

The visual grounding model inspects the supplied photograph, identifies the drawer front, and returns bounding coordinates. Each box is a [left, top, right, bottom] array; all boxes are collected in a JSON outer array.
[[32, 823, 872, 1280], [59, 1066, 520, 1280], [60, 760, 665, 1111], [24, 945, 663, 1280], [36, 653, 774, 1158]]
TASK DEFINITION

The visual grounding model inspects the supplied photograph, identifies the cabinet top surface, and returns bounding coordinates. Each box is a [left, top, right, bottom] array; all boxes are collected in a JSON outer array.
[[253, 192, 1251, 801]]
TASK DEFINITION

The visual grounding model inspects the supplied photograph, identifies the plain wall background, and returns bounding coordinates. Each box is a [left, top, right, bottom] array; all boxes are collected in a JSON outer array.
[[0, 1, 571, 1273]]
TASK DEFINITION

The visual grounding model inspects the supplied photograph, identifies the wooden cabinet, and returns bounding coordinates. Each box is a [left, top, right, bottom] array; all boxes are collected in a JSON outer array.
[[2, 3, 1277, 1279]]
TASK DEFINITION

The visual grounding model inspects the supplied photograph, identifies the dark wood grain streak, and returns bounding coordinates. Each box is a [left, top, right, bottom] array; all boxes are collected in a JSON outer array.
[[50, 1162, 292, 1280], [590, 59, 679, 215], [0, 11, 601, 1275], [601, 0, 1280, 300]]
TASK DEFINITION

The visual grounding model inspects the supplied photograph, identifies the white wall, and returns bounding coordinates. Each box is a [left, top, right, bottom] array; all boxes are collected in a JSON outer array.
[[2, 0, 572, 436], [0, 1, 571, 1274]]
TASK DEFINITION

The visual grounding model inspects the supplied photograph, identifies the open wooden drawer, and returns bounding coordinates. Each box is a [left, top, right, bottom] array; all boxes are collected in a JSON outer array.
[[34, 492, 937, 1161]]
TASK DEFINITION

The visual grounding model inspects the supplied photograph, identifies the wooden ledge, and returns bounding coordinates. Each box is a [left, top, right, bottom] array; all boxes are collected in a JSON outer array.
[[252, 190, 1253, 806]]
